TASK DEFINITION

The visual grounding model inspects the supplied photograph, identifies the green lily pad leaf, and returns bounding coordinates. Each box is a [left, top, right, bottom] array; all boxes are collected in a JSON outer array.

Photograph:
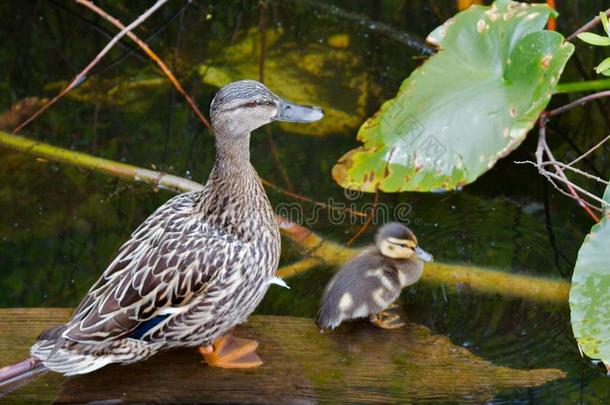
[[569, 187, 610, 368], [333, 0, 574, 192]]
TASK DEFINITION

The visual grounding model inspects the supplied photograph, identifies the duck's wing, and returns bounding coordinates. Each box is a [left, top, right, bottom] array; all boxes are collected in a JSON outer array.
[[61, 192, 243, 343]]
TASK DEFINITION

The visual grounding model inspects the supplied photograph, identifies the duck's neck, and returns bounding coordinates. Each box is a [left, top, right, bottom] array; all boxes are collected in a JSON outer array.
[[209, 131, 256, 188], [215, 129, 250, 164], [198, 130, 274, 236]]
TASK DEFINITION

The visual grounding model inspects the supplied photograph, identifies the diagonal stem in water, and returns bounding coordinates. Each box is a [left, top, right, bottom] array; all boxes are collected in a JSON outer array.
[[76, 0, 211, 130], [0, 129, 571, 304], [12, 0, 170, 134]]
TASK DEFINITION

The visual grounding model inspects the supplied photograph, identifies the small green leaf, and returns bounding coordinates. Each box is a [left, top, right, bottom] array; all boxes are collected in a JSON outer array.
[[595, 57, 610, 74], [577, 32, 610, 46], [602, 69, 610, 77], [600, 12, 610, 36]]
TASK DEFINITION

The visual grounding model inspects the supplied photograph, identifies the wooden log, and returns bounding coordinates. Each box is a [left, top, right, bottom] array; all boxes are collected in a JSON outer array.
[[0, 308, 565, 404]]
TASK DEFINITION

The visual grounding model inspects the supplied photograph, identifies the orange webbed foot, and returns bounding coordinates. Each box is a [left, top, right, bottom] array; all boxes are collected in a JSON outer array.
[[199, 335, 263, 369]]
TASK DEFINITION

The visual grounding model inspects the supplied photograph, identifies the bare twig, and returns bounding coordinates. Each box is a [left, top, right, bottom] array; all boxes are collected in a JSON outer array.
[[261, 178, 367, 218], [548, 90, 610, 117], [541, 138, 603, 218], [518, 160, 606, 211], [566, 133, 610, 168], [541, 170, 605, 210], [76, 0, 211, 130], [346, 189, 379, 245], [12, 0, 169, 134], [281, 0, 434, 54], [566, 8, 610, 42], [533, 117, 603, 221], [541, 161, 609, 186]]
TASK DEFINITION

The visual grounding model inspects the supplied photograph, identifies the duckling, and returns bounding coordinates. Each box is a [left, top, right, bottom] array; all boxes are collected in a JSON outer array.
[[316, 222, 432, 330], [0, 80, 323, 383]]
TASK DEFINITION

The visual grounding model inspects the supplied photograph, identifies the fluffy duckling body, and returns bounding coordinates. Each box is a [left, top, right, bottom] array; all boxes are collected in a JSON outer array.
[[316, 223, 432, 330]]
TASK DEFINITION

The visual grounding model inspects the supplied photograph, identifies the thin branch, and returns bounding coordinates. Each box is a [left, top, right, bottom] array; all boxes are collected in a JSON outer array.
[[12, 0, 169, 134], [281, 0, 434, 54], [548, 90, 610, 117], [534, 117, 601, 222], [542, 136, 603, 219], [76, 0, 211, 130], [541, 170, 606, 211], [47, 0, 148, 63], [346, 189, 379, 246], [566, 8, 610, 42], [540, 161, 610, 186], [566, 133, 610, 167], [548, 126, 603, 178], [517, 160, 606, 211], [261, 178, 367, 218], [523, 160, 600, 210]]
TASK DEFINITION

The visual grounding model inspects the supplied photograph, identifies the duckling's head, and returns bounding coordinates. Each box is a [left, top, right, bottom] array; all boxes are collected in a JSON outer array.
[[375, 222, 433, 262], [210, 80, 324, 136]]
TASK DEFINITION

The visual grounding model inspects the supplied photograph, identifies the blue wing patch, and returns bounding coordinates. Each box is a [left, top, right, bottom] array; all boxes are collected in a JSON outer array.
[[129, 314, 169, 339]]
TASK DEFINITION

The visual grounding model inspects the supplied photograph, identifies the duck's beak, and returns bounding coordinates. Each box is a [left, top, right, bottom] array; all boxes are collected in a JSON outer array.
[[274, 98, 324, 123], [415, 246, 434, 262]]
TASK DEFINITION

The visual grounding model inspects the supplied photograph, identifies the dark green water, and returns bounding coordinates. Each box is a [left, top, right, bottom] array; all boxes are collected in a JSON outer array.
[[0, 0, 609, 403]]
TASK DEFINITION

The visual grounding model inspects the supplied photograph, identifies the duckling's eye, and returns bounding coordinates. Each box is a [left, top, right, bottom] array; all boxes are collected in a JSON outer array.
[[246, 101, 258, 107]]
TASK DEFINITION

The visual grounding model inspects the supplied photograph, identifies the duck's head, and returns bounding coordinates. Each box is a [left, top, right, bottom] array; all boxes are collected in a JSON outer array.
[[210, 80, 324, 135], [375, 222, 433, 262]]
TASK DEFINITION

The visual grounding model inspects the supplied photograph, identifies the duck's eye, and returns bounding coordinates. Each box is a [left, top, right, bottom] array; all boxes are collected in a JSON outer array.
[[246, 101, 257, 107]]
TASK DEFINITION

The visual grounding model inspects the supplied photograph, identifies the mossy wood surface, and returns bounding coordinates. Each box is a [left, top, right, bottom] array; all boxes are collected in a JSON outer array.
[[1, 308, 565, 404]]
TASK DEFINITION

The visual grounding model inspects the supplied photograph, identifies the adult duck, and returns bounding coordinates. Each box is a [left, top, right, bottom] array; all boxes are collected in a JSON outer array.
[[0, 80, 323, 383]]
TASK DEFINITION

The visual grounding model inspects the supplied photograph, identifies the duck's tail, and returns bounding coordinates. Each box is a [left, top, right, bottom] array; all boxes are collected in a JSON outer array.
[[0, 357, 47, 396]]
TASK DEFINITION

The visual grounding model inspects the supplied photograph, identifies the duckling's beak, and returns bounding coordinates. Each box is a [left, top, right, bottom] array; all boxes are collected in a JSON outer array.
[[274, 98, 324, 123], [415, 246, 433, 262]]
